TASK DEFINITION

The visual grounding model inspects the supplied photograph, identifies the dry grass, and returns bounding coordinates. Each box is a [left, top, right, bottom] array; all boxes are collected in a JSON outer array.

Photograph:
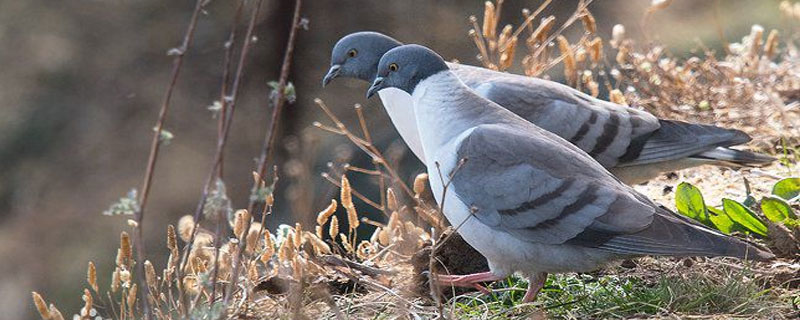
[[30, 1, 800, 319]]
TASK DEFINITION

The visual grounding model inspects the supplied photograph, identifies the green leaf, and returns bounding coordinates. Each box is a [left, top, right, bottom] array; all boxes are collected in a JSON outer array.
[[675, 182, 711, 226], [772, 177, 800, 202], [761, 196, 796, 222], [722, 199, 768, 237], [707, 206, 735, 234]]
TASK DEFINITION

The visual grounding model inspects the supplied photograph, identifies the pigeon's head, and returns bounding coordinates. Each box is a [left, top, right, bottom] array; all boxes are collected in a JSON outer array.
[[322, 32, 402, 87], [367, 44, 449, 98]]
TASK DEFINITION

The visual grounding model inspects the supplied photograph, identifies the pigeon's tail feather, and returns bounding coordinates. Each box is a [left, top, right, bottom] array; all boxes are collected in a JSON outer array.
[[692, 147, 776, 166], [598, 207, 775, 261]]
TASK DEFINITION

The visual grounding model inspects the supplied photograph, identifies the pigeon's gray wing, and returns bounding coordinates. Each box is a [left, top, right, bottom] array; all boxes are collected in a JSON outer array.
[[451, 124, 655, 245], [450, 65, 769, 169], [469, 78, 659, 168], [451, 124, 773, 260]]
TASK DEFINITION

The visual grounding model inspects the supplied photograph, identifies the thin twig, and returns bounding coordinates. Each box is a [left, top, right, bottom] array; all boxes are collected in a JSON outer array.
[[209, 0, 244, 304], [132, 0, 206, 318], [178, 0, 264, 305], [229, 0, 304, 306], [249, 0, 304, 213]]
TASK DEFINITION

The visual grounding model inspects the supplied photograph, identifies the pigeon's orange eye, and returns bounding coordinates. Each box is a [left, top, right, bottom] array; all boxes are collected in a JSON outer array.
[[389, 63, 399, 72], [348, 49, 358, 57]]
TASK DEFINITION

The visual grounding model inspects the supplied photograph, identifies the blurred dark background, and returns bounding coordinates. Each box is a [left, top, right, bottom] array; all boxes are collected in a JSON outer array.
[[0, 0, 784, 317]]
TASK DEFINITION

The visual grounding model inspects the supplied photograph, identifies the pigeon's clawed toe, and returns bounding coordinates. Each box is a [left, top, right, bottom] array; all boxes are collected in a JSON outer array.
[[434, 272, 502, 295]]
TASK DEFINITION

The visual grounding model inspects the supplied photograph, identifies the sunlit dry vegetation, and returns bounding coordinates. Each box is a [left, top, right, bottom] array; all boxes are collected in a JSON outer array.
[[30, 0, 800, 319]]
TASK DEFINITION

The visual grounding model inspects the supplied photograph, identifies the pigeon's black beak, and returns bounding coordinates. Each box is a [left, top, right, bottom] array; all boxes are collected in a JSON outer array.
[[366, 77, 385, 98], [322, 65, 341, 87]]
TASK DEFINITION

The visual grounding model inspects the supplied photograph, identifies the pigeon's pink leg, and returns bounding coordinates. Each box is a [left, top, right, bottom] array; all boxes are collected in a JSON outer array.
[[435, 272, 504, 294], [522, 272, 548, 303]]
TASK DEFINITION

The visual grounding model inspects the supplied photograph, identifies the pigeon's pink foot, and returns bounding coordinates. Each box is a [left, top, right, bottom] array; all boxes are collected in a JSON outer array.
[[435, 271, 504, 294], [522, 272, 548, 303]]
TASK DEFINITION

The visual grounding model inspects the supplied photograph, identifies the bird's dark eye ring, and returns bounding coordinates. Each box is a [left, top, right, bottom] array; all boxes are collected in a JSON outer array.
[[389, 63, 399, 72], [348, 49, 358, 57]]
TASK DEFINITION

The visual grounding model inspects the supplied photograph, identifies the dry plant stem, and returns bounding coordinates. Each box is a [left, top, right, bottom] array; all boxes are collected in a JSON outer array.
[[314, 100, 416, 201], [249, 0, 303, 212], [207, 0, 245, 304], [132, 0, 207, 318], [529, 0, 593, 61], [230, 0, 303, 306], [178, 0, 263, 303], [428, 159, 469, 311], [216, 0, 246, 180]]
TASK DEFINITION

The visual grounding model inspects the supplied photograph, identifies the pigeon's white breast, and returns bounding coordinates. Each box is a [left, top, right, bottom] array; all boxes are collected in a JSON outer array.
[[378, 88, 426, 162]]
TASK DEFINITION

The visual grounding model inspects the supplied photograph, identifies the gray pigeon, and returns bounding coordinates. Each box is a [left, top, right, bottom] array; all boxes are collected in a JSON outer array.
[[366, 44, 773, 302], [324, 32, 774, 184]]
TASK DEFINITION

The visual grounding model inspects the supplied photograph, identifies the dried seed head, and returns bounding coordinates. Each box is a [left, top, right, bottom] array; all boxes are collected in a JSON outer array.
[[609, 89, 628, 105], [346, 206, 359, 230], [780, 1, 792, 17], [315, 225, 323, 239], [177, 215, 195, 242], [340, 175, 353, 209], [387, 211, 400, 233], [183, 276, 200, 296], [233, 209, 251, 239], [764, 29, 779, 59], [115, 249, 124, 267], [193, 233, 214, 252], [278, 235, 294, 262], [248, 261, 259, 282], [370, 227, 382, 244], [120, 231, 132, 263], [306, 232, 332, 255], [339, 233, 354, 253], [498, 24, 513, 48], [120, 269, 131, 286], [48, 305, 65, 320], [261, 230, 275, 264], [329, 216, 339, 240], [291, 256, 303, 280], [531, 16, 555, 43], [111, 268, 121, 293], [386, 188, 398, 212], [557, 36, 576, 85], [82, 288, 93, 317], [127, 284, 137, 312], [588, 37, 603, 63], [32, 292, 50, 319], [87, 261, 98, 293], [167, 224, 178, 250], [482, 1, 497, 39], [588, 81, 599, 97], [749, 24, 764, 57], [413, 173, 428, 195], [145, 260, 157, 289], [293, 223, 304, 248], [616, 46, 629, 65], [316, 199, 338, 226], [580, 9, 596, 34], [378, 228, 391, 246], [611, 24, 626, 48], [499, 37, 517, 70], [247, 222, 262, 252]]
